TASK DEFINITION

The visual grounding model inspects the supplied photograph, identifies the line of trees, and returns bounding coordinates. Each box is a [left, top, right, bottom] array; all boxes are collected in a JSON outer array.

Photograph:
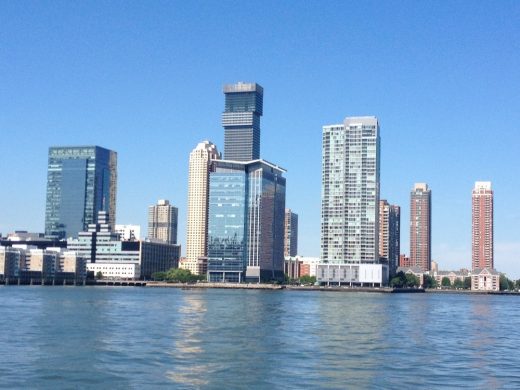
[[152, 268, 205, 283], [284, 274, 317, 285], [499, 274, 520, 291]]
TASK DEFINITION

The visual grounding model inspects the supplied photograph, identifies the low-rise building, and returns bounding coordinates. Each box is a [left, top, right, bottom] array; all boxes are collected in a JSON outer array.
[[68, 211, 180, 280], [434, 269, 470, 286], [471, 268, 500, 291], [396, 266, 425, 286], [317, 263, 388, 287]]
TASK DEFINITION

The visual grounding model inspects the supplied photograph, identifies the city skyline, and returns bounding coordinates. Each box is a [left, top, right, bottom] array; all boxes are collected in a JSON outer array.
[[1, 2, 519, 278]]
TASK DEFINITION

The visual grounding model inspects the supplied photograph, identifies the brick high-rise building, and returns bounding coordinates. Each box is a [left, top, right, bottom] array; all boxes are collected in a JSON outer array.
[[472, 181, 493, 271], [410, 183, 431, 271]]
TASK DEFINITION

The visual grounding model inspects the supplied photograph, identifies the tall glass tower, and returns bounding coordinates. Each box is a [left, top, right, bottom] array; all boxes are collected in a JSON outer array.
[[45, 146, 117, 240], [207, 159, 286, 283], [222, 82, 263, 161]]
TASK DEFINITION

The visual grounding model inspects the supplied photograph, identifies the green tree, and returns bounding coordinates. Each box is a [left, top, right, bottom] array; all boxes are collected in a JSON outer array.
[[441, 277, 452, 288], [499, 274, 511, 291], [463, 277, 472, 289], [453, 279, 464, 289], [96, 271, 103, 280], [166, 268, 199, 283], [423, 275, 437, 289], [405, 273, 420, 287], [516, 279, 520, 290], [299, 275, 316, 285], [152, 271, 167, 281], [390, 271, 406, 288]]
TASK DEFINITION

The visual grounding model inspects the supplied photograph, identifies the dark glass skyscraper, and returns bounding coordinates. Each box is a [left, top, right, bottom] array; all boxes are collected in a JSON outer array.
[[222, 82, 263, 161], [45, 146, 117, 240]]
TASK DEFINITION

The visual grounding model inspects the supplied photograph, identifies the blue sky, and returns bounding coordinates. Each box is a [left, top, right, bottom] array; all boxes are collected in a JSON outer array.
[[1, 1, 519, 277]]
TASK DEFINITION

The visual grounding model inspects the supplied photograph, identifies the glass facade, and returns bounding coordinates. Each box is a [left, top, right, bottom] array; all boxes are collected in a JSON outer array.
[[45, 146, 117, 239], [207, 160, 286, 283], [222, 82, 263, 161], [207, 162, 248, 283]]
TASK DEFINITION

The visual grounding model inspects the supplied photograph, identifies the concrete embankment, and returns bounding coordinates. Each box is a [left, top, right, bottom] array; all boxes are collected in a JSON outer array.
[[146, 282, 284, 290], [286, 286, 425, 293]]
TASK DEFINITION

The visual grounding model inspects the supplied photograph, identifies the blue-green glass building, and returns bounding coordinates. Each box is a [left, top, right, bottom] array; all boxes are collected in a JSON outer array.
[[44, 146, 117, 240], [207, 159, 286, 283]]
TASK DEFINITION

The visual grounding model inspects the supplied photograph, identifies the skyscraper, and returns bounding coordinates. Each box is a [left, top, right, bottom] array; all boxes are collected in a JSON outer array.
[[319, 116, 385, 286], [207, 159, 286, 283], [472, 181, 493, 271], [379, 200, 400, 277], [222, 82, 263, 161], [410, 183, 431, 272], [148, 200, 178, 245], [184, 141, 221, 274], [284, 209, 298, 257], [45, 146, 117, 240]]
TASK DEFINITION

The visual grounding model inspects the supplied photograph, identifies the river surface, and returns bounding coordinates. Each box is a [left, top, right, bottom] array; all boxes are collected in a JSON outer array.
[[0, 287, 519, 389]]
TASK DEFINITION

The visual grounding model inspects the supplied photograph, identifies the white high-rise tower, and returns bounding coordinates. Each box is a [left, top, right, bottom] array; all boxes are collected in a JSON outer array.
[[184, 141, 221, 274], [319, 116, 385, 286]]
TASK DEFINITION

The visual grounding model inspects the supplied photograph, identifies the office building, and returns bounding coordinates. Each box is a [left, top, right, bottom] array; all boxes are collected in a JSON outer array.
[[319, 116, 386, 286], [115, 225, 141, 241], [472, 181, 493, 271], [148, 200, 178, 245], [68, 211, 180, 280], [284, 209, 298, 257], [222, 82, 263, 161], [207, 159, 286, 283], [184, 141, 221, 275], [410, 183, 431, 272], [379, 200, 400, 276], [45, 146, 117, 240]]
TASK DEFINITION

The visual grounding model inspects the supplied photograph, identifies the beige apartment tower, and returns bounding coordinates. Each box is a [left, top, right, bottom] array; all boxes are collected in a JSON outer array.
[[184, 141, 221, 274], [148, 200, 178, 245], [410, 183, 431, 272], [472, 181, 493, 271]]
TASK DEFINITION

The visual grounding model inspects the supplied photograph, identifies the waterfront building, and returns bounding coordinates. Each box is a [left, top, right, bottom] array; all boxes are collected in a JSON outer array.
[[410, 183, 432, 271], [284, 209, 298, 257], [0, 246, 22, 282], [68, 211, 180, 280], [433, 269, 470, 286], [45, 146, 117, 240], [319, 116, 386, 286], [184, 141, 221, 275], [222, 82, 263, 161], [148, 200, 178, 245], [207, 159, 286, 283], [379, 200, 400, 277], [0, 245, 86, 284], [471, 268, 499, 291], [115, 224, 141, 241], [472, 181, 494, 271], [396, 266, 425, 286]]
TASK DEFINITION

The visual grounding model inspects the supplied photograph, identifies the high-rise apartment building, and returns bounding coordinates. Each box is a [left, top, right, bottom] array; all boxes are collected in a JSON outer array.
[[207, 159, 286, 283], [379, 200, 400, 277], [472, 181, 493, 271], [222, 82, 263, 161], [184, 141, 221, 274], [45, 146, 117, 240], [410, 183, 431, 271], [284, 209, 298, 257], [319, 116, 385, 286], [148, 200, 178, 245]]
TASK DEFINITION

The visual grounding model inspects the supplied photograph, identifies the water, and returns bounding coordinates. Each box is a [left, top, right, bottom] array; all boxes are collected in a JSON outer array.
[[1, 287, 519, 389]]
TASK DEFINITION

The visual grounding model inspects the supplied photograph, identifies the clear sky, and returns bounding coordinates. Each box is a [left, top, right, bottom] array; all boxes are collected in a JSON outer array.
[[1, 1, 519, 278]]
